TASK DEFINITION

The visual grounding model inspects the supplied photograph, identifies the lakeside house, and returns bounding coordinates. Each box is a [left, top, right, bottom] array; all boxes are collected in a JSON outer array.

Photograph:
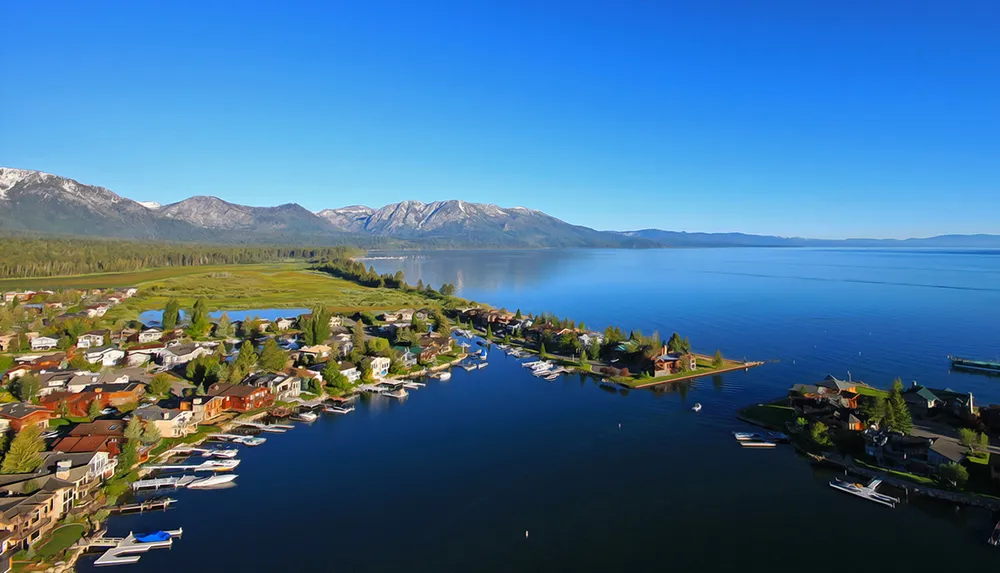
[[902, 383, 976, 421], [274, 317, 295, 331], [179, 395, 226, 423], [652, 346, 697, 376], [366, 356, 391, 380], [243, 372, 301, 401], [298, 344, 332, 362], [864, 429, 967, 475], [132, 405, 196, 438], [52, 420, 128, 458], [207, 382, 273, 412]]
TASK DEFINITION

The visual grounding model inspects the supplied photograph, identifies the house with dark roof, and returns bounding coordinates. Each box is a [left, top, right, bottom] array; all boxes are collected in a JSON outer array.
[[0, 403, 52, 432]]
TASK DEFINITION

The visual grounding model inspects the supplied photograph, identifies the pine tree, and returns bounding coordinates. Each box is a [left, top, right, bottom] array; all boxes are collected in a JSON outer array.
[[352, 321, 366, 352], [1, 425, 45, 474], [514, 309, 522, 320], [216, 313, 233, 338], [887, 378, 913, 434], [124, 417, 143, 441], [258, 338, 288, 372], [713, 350, 724, 369], [162, 299, 181, 330], [539, 342, 547, 359], [140, 422, 161, 445]]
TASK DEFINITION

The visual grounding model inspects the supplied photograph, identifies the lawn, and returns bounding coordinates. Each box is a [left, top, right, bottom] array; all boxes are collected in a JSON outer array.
[[34, 523, 86, 560], [95, 263, 440, 318], [967, 452, 990, 466], [738, 403, 797, 428], [854, 458, 937, 485], [855, 385, 889, 397]]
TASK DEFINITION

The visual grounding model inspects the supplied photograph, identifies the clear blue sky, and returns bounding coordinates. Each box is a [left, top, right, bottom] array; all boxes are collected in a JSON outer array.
[[1, 1, 997, 239]]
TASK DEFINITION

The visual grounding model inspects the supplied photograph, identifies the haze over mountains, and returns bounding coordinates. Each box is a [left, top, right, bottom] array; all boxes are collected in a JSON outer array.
[[0, 168, 997, 249]]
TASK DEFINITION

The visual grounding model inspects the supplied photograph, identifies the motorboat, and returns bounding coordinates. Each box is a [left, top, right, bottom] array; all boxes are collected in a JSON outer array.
[[234, 436, 266, 446], [739, 441, 776, 448], [206, 448, 239, 459], [200, 459, 240, 471], [477, 362, 488, 369], [324, 403, 356, 414], [462, 364, 477, 372], [691, 403, 702, 412], [187, 474, 238, 489], [733, 432, 762, 441], [437, 371, 452, 380], [292, 411, 319, 423]]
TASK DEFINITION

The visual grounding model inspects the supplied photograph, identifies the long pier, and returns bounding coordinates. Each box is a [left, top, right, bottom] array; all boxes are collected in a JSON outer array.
[[235, 421, 294, 433], [84, 528, 183, 566], [112, 498, 177, 513]]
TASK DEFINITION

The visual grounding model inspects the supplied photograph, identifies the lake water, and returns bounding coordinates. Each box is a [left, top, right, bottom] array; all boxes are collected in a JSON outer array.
[[84, 249, 1000, 572]]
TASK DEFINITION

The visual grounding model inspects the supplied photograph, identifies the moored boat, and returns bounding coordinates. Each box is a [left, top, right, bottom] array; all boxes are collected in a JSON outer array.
[[187, 474, 238, 489], [292, 411, 318, 422], [691, 403, 702, 412], [733, 431, 762, 441], [739, 440, 776, 448], [437, 371, 452, 380]]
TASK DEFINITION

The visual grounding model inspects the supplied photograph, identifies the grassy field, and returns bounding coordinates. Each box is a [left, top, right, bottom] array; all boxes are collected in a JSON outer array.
[[855, 385, 889, 397], [69, 264, 441, 317], [34, 523, 86, 560], [0, 263, 311, 290]]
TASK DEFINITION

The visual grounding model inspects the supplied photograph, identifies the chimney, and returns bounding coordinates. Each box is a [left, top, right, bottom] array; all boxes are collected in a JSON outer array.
[[56, 460, 72, 480]]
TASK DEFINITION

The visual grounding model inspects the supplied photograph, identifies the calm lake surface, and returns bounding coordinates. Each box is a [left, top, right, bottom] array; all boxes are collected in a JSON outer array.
[[86, 249, 1000, 572]]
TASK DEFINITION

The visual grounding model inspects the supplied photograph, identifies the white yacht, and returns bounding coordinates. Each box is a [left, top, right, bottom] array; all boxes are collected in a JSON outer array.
[[187, 474, 238, 489], [691, 403, 702, 412], [293, 411, 319, 422]]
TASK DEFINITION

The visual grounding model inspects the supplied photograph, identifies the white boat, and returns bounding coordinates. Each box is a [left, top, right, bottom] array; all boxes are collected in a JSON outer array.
[[293, 411, 318, 422], [691, 403, 702, 412], [739, 441, 776, 448], [437, 371, 452, 380], [187, 474, 238, 489], [200, 459, 240, 471], [462, 364, 477, 372], [207, 448, 239, 459], [733, 432, 762, 441], [477, 362, 488, 369], [325, 403, 355, 414], [829, 478, 899, 508], [234, 436, 266, 446]]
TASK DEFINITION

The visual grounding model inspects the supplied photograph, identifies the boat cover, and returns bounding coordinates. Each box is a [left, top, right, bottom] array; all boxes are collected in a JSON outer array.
[[135, 531, 171, 543]]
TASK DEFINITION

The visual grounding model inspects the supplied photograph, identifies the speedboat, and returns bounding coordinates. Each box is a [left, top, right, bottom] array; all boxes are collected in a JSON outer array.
[[200, 459, 240, 471], [733, 432, 762, 441], [207, 448, 239, 459], [739, 440, 776, 448], [477, 362, 488, 369], [187, 474, 238, 489], [292, 411, 318, 422], [462, 364, 477, 372], [324, 403, 355, 414], [691, 403, 702, 412], [437, 371, 452, 380], [765, 431, 789, 442], [233, 436, 266, 446]]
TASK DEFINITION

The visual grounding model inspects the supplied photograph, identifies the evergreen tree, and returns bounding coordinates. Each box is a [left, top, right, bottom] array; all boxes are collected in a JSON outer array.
[[216, 313, 233, 338], [514, 309, 522, 320], [539, 342, 547, 359], [124, 417, 143, 441], [140, 422, 161, 445], [712, 350, 724, 368], [88, 398, 102, 420], [189, 298, 209, 334], [1, 425, 45, 474], [13, 374, 40, 402], [228, 341, 258, 382], [667, 332, 683, 353], [416, 279, 424, 291], [887, 378, 913, 434], [162, 299, 181, 330], [351, 321, 366, 352], [486, 324, 493, 339], [258, 338, 288, 372]]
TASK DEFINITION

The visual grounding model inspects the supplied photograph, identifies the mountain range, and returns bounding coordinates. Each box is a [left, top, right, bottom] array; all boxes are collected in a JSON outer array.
[[1, 167, 997, 249]]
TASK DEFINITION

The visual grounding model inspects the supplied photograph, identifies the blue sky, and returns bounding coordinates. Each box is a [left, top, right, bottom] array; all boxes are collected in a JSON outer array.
[[1, 1, 997, 239]]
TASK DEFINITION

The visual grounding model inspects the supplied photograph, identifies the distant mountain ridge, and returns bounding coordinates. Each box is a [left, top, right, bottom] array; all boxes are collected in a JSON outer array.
[[620, 229, 1000, 248], [0, 168, 651, 248], [1, 167, 995, 249]]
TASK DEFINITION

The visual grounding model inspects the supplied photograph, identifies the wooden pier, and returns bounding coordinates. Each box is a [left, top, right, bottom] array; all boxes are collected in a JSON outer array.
[[112, 497, 177, 513]]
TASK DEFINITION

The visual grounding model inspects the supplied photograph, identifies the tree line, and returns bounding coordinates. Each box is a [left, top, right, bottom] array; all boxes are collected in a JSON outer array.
[[0, 237, 361, 278]]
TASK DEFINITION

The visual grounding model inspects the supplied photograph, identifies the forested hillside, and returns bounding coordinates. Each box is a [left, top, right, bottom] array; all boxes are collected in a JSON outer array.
[[0, 237, 360, 279]]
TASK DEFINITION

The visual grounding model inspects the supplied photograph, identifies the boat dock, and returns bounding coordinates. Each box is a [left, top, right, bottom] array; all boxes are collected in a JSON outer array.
[[144, 459, 240, 472], [829, 477, 900, 508], [167, 446, 238, 458], [85, 528, 183, 566], [132, 475, 198, 490], [112, 498, 177, 513], [235, 421, 294, 433]]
